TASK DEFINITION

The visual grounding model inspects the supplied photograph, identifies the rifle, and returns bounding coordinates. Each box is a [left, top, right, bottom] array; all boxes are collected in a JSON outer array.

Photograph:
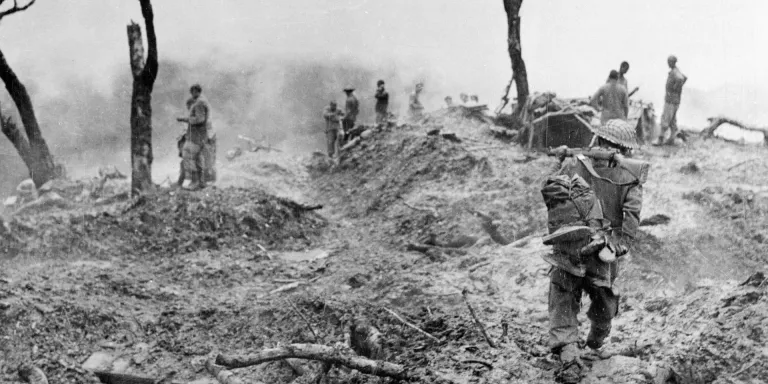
[[546, 146, 622, 162]]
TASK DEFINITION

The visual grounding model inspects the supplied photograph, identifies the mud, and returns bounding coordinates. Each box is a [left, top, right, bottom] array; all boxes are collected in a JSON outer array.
[[1, 111, 767, 383]]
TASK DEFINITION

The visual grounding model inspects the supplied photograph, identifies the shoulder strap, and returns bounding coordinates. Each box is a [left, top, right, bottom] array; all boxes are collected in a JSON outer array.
[[576, 155, 638, 187]]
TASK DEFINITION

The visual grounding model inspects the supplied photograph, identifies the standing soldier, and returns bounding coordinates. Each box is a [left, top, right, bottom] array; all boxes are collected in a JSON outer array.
[[322, 101, 345, 158], [408, 83, 424, 121], [658, 55, 687, 146], [545, 120, 648, 383], [592, 70, 629, 124], [616, 61, 639, 97], [343, 88, 359, 141], [374, 80, 389, 124], [176, 84, 211, 190]]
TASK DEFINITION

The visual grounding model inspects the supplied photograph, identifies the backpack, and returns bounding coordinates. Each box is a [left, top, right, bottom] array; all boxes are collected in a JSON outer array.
[[541, 174, 606, 235]]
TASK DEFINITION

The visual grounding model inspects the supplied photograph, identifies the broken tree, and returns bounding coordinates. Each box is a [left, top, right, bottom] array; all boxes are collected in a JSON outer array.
[[700, 116, 768, 145], [0, 0, 58, 188], [127, 0, 159, 195], [500, 0, 530, 121]]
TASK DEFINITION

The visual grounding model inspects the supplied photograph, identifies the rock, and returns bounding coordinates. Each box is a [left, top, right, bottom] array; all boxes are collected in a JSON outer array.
[[679, 161, 699, 174], [360, 129, 374, 140], [82, 351, 116, 371]]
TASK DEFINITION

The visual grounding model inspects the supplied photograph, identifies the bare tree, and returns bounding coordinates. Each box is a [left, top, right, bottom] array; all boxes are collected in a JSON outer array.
[[0, 0, 58, 188], [126, 0, 158, 195], [500, 0, 530, 120]]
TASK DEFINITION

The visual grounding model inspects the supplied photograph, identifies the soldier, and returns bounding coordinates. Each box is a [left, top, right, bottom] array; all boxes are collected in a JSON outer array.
[[658, 55, 687, 146], [408, 83, 424, 120], [592, 70, 629, 124], [176, 84, 211, 190], [546, 120, 647, 383], [374, 80, 389, 124], [459, 93, 469, 105], [616, 61, 639, 97], [444, 96, 454, 108], [343, 88, 359, 137], [322, 101, 345, 158]]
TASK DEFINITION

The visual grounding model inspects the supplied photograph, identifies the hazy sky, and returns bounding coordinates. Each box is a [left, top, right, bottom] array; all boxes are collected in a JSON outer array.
[[1, 0, 766, 119]]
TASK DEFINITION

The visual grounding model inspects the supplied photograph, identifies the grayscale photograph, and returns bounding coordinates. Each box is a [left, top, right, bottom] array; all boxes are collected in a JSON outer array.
[[0, 1, 765, 383]]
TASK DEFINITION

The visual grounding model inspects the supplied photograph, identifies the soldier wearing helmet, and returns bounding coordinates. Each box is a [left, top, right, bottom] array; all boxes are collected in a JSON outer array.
[[547, 119, 648, 383]]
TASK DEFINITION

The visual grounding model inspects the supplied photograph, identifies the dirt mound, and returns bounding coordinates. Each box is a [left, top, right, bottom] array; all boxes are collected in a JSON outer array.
[[4, 187, 327, 260]]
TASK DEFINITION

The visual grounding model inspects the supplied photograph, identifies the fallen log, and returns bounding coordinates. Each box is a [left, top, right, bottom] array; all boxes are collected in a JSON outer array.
[[216, 344, 409, 380], [92, 371, 156, 384], [700, 116, 768, 144]]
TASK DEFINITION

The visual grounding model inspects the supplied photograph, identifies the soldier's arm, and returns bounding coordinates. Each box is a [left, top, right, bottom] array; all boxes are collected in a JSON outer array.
[[621, 184, 643, 241], [623, 90, 629, 117], [590, 88, 603, 110]]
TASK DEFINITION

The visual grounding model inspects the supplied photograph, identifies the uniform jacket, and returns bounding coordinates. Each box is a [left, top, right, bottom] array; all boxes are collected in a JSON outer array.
[[187, 96, 211, 145], [592, 81, 629, 124], [375, 89, 389, 113], [665, 67, 687, 105], [323, 106, 345, 131], [545, 154, 646, 287], [345, 95, 360, 121]]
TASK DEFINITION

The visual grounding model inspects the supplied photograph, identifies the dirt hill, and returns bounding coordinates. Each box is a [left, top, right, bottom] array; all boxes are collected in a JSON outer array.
[[1, 109, 766, 383]]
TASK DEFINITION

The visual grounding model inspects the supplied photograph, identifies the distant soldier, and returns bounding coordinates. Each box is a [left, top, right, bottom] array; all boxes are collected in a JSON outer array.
[[469, 94, 480, 106], [408, 83, 424, 120], [658, 55, 687, 146], [546, 120, 647, 383], [374, 80, 389, 124], [444, 96, 454, 108], [592, 70, 629, 124], [459, 93, 469, 105], [176, 84, 211, 190], [322, 101, 345, 158], [616, 61, 639, 97], [343, 88, 359, 135], [175, 97, 197, 187]]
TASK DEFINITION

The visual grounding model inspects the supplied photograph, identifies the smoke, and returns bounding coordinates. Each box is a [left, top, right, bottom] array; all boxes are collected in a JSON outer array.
[[1, 55, 450, 195]]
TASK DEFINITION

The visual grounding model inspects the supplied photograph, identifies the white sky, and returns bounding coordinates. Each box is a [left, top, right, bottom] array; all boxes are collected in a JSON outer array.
[[0, 0, 766, 122]]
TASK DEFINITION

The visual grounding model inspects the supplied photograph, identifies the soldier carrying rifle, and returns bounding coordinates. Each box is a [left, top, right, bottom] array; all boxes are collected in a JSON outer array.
[[543, 119, 649, 383]]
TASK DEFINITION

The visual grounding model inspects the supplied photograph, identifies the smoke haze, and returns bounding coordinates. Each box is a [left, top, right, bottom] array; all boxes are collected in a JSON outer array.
[[1, 0, 767, 193]]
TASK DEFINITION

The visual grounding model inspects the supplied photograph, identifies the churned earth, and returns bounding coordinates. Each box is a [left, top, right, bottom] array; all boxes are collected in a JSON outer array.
[[1, 110, 767, 383]]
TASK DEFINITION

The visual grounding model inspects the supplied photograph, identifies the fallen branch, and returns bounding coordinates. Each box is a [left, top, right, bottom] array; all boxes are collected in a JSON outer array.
[[701, 116, 768, 144], [468, 261, 492, 273], [727, 158, 761, 171], [285, 298, 320, 341], [462, 288, 497, 348], [206, 359, 254, 384], [269, 281, 306, 295], [382, 307, 440, 343], [92, 371, 156, 384], [216, 344, 409, 380], [399, 199, 438, 216]]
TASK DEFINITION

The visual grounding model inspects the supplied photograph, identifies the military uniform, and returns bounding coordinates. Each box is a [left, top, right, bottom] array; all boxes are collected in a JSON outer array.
[[182, 96, 212, 188], [375, 87, 389, 123], [660, 66, 686, 145], [545, 120, 647, 353], [592, 81, 629, 124], [343, 91, 359, 133], [323, 105, 344, 157]]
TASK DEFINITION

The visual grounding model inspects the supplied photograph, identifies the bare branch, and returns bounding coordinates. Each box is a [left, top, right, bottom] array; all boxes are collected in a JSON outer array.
[[0, 0, 36, 20]]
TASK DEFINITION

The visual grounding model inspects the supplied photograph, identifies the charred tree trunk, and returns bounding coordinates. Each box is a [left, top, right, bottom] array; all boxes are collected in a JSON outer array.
[[127, 0, 159, 196], [502, 0, 529, 120], [0, 49, 56, 188]]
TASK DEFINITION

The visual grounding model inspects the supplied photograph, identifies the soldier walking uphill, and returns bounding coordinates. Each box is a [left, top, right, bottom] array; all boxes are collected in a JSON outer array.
[[322, 101, 345, 158], [374, 80, 389, 124], [544, 120, 648, 383], [176, 84, 212, 190]]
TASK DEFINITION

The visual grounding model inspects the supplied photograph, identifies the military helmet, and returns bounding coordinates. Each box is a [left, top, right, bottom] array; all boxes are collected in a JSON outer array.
[[592, 119, 639, 149]]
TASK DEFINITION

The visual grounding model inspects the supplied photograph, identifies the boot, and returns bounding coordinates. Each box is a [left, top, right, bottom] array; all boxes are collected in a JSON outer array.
[[185, 171, 202, 191], [586, 323, 611, 350], [555, 343, 584, 383]]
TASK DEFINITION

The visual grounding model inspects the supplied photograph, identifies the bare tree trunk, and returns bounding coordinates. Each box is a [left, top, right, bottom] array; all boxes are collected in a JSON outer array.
[[127, 0, 159, 196], [502, 0, 529, 120], [0, 48, 56, 188]]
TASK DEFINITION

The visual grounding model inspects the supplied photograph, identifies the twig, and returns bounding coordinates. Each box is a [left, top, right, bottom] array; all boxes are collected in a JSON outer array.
[[459, 360, 494, 369], [269, 281, 306, 295], [461, 288, 497, 348], [468, 261, 492, 273], [382, 307, 439, 343], [400, 199, 438, 216], [285, 298, 319, 342], [727, 158, 761, 171]]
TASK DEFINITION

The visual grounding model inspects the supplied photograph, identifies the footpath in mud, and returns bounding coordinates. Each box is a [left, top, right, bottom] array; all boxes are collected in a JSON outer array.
[[2, 110, 767, 383]]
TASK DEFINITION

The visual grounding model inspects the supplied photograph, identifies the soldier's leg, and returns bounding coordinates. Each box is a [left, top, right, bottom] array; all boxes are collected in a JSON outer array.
[[326, 130, 337, 157], [584, 284, 619, 350], [658, 102, 673, 144], [666, 104, 680, 145], [548, 268, 583, 351], [182, 142, 202, 189]]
